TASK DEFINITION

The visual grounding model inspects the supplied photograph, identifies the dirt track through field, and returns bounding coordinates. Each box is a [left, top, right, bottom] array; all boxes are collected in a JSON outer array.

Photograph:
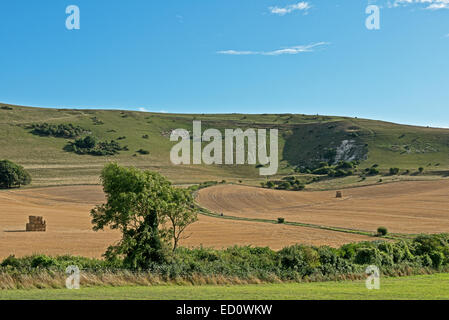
[[0, 185, 374, 259], [196, 180, 449, 234]]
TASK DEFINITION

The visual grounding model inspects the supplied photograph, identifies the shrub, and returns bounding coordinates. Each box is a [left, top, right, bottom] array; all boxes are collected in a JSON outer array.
[[277, 217, 285, 224], [354, 247, 381, 265], [377, 226, 388, 236], [336, 161, 354, 169], [66, 136, 124, 156], [278, 245, 321, 276], [312, 167, 333, 175], [418, 167, 424, 173], [277, 181, 291, 190], [75, 136, 97, 149], [367, 167, 380, 175], [137, 149, 150, 155], [389, 168, 400, 175], [29, 123, 87, 138], [0, 160, 31, 189]]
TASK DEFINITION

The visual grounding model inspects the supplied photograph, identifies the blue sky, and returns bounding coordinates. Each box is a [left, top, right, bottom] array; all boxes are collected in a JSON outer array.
[[0, 1, 448, 127]]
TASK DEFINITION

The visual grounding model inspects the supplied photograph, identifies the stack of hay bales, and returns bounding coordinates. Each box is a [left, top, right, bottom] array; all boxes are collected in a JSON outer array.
[[26, 216, 46, 232], [336, 191, 343, 198]]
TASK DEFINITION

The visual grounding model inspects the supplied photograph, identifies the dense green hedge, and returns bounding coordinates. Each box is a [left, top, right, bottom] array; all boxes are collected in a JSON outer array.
[[65, 136, 126, 156], [3, 234, 449, 281], [29, 123, 87, 138]]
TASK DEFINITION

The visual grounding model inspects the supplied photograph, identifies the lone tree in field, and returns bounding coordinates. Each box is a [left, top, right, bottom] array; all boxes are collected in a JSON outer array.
[[0, 160, 31, 189], [91, 163, 197, 268], [165, 187, 198, 251]]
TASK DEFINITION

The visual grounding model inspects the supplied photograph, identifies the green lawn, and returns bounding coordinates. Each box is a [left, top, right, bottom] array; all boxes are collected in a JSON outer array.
[[2, 273, 449, 300]]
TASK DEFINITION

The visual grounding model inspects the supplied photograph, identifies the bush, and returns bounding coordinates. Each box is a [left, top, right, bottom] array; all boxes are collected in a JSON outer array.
[[389, 168, 400, 175], [312, 167, 333, 175], [29, 123, 87, 138], [377, 226, 388, 236], [0, 160, 31, 189], [66, 136, 124, 156], [137, 149, 150, 155], [266, 181, 275, 189], [366, 167, 380, 175], [277, 181, 291, 190], [75, 136, 97, 149], [335, 161, 354, 170], [277, 217, 285, 224], [418, 167, 424, 173], [278, 245, 321, 276]]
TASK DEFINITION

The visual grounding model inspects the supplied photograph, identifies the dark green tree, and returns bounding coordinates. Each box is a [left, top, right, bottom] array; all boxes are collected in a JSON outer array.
[[91, 163, 197, 268], [0, 160, 31, 189]]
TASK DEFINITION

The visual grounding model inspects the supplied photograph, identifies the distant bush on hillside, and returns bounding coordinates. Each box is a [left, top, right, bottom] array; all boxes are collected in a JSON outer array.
[[365, 166, 380, 176], [0, 160, 31, 189], [0, 106, 13, 110], [262, 177, 305, 191], [389, 168, 400, 175], [136, 149, 150, 155], [29, 123, 88, 138], [65, 136, 124, 156], [91, 117, 104, 125], [377, 227, 388, 237]]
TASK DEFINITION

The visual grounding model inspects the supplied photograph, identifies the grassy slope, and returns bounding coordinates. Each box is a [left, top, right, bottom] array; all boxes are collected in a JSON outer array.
[[1, 102, 449, 187], [1, 273, 449, 300]]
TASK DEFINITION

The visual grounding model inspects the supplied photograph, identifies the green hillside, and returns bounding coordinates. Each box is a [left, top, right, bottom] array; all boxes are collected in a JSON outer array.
[[1, 102, 449, 187]]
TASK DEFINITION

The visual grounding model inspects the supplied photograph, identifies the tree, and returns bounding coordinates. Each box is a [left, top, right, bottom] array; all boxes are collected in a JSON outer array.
[[90, 163, 197, 268], [0, 160, 31, 189], [165, 188, 198, 251], [418, 167, 424, 174]]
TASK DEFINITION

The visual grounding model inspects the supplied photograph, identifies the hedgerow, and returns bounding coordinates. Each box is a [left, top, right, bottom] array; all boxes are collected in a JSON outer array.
[[3, 234, 449, 282]]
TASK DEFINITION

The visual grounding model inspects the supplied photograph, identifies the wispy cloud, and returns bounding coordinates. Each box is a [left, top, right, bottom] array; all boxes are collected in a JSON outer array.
[[388, 0, 449, 10], [269, 2, 311, 16], [217, 42, 329, 56]]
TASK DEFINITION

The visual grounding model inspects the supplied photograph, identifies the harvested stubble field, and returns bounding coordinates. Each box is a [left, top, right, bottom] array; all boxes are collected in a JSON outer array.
[[0, 185, 375, 259], [196, 180, 449, 235], [2, 179, 449, 259]]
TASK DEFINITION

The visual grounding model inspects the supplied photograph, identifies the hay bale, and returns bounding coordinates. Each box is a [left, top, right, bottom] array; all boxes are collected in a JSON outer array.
[[26, 216, 46, 232], [336, 191, 343, 198]]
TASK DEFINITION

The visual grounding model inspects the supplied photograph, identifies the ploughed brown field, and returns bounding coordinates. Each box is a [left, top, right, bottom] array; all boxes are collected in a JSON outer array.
[[1, 179, 448, 259], [196, 180, 449, 234]]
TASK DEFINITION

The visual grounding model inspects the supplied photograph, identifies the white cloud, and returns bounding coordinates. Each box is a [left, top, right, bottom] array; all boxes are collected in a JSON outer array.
[[269, 2, 311, 16], [217, 42, 329, 56], [138, 107, 149, 112], [389, 0, 449, 10]]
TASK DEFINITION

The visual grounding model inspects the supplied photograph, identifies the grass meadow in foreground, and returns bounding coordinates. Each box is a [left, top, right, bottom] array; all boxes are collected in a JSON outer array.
[[1, 273, 449, 300]]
